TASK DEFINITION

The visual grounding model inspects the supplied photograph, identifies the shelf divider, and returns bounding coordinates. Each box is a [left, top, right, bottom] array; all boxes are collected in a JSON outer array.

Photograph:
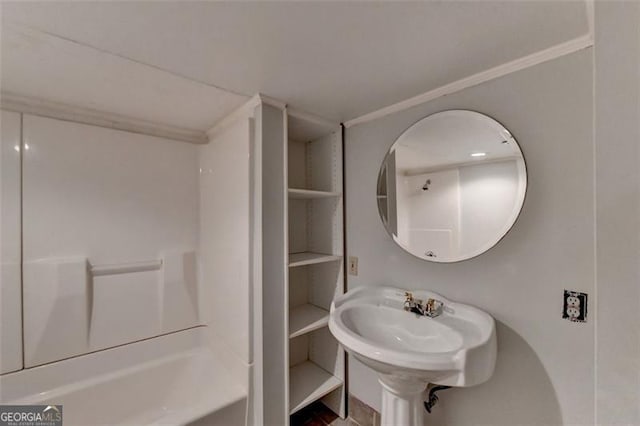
[[288, 188, 341, 199], [289, 304, 329, 339], [288, 252, 341, 267]]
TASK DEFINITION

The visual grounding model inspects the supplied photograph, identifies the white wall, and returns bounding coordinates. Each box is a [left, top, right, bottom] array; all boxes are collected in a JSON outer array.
[[0, 110, 23, 374], [345, 50, 594, 425], [594, 2, 640, 424]]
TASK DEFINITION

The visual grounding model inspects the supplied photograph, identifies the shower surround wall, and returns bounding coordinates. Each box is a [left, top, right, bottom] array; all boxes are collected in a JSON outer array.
[[0, 110, 22, 374], [0, 111, 252, 423], [396, 169, 459, 258], [395, 160, 520, 260], [346, 50, 594, 425], [21, 115, 201, 366], [199, 114, 253, 377]]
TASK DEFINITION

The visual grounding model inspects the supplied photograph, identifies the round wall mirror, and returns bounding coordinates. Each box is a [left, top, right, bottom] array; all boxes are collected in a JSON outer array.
[[376, 110, 527, 262]]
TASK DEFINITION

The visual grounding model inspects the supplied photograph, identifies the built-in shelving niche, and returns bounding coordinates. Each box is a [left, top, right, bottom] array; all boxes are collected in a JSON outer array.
[[289, 329, 343, 415], [286, 111, 345, 418], [289, 261, 344, 415]]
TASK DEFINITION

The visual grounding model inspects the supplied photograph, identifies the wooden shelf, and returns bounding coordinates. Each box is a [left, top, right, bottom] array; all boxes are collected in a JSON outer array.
[[288, 252, 341, 267], [289, 361, 343, 415], [289, 304, 329, 339], [288, 188, 341, 199]]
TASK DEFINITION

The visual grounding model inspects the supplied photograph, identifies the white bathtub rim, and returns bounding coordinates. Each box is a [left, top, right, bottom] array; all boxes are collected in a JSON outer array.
[[0, 326, 248, 425]]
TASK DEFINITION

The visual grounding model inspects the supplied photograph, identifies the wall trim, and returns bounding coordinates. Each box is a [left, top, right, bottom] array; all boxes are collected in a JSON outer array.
[[0, 92, 208, 144], [585, 0, 595, 40], [344, 34, 594, 128], [206, 93, 287, 141], [207, 94, 262, 140], [3, 30, 594, 141], [259, 94, 287, 110], [288, 106, 337, 130]]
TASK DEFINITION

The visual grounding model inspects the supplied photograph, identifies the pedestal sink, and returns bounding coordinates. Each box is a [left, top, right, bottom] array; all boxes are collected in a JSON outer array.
[[328, 286, 497, 426]]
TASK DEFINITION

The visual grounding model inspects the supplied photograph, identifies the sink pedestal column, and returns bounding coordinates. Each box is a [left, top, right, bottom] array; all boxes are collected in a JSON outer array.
[[378, 375, 427, 426]]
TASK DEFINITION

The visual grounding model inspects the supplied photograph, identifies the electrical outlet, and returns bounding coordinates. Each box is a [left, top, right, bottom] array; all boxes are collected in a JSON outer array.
[[348, 256, 358, 276], [563, 290, 587, 322]]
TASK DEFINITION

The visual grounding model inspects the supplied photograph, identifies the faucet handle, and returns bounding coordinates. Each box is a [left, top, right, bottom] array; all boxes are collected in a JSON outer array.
[[425, 298, 444, 317], [403, 292, 415, 311]]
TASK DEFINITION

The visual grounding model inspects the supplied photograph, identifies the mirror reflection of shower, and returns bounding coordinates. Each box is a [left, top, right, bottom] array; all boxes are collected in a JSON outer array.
[[376, 110, 527, 262]]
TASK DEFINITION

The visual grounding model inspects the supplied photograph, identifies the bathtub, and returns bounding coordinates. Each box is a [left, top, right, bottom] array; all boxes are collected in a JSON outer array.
[[0, 327, 247, 425]]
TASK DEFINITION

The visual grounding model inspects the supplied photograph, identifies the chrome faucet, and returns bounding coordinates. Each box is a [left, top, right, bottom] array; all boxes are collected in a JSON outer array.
[[424, 298, 444, 318], [403, 291, 424, 315], [403, 292, 443, 318]]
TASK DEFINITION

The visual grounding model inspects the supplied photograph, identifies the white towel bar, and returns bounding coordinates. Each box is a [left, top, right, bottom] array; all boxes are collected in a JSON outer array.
[[90, 259, 163, 276]]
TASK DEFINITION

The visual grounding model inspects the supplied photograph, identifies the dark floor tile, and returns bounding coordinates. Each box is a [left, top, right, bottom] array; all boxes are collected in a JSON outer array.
[[315, 404, 339, 424]]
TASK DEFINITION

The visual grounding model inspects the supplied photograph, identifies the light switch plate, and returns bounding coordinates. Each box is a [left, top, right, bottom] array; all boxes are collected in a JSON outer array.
[[348, 256, 358, 276]]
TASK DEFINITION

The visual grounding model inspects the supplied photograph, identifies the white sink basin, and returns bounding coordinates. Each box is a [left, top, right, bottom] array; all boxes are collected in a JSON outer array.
[[329, 286, 497, 425]]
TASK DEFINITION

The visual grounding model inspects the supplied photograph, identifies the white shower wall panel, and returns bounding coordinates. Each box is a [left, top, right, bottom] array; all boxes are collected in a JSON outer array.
[[0, 110, 23, 374], [396, 169, 459, 258], [22, 115, 201, 367], [199, 117, 252, 365], [458, 159, 521, 258]]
